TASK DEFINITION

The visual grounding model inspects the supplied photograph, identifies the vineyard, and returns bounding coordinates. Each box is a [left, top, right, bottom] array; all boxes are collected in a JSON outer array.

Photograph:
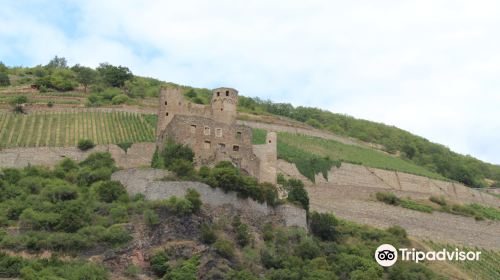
[[0, 110, 156, 148], [426, 241, 500, 280]]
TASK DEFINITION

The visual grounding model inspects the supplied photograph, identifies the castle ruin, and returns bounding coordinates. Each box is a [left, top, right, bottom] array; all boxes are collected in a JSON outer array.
[[156, 87, 277, 184]]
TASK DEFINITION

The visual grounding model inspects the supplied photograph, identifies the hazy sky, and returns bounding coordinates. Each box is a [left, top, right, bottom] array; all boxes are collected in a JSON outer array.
[[1, 1, 499, 164]]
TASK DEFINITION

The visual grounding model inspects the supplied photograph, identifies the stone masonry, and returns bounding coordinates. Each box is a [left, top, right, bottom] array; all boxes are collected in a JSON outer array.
[[156, 87, 277, 184]]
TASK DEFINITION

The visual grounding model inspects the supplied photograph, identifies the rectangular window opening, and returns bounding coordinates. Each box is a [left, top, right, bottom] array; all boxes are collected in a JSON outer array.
[[233, 145, 240, 152], [190, 125, 197, 133], [204, 140, 211, 149], [216, 128, 222, 137], [204, 126, 210, 135]]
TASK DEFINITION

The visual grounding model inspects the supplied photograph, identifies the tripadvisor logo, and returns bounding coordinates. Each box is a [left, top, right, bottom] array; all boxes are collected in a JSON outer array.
[[375, 244, 481, 267]]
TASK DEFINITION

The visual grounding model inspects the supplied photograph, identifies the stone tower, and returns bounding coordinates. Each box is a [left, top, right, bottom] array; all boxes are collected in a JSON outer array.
[[157, 87, 185, 137], [211, 87, 238, 124]]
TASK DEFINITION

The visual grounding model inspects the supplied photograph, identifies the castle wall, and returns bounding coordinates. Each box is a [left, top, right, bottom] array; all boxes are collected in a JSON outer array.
[[253, 132, 277, 184], [161, 115, 260, 178]]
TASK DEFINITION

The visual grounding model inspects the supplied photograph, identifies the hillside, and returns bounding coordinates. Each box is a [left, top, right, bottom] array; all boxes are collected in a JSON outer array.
[[1, 60, 499, 189]]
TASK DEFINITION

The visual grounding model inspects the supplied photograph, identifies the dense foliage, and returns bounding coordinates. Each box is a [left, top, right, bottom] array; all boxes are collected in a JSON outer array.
[[239, 97, 500, 188]]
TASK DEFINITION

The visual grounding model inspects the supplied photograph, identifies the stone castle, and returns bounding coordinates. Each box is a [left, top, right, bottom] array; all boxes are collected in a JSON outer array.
[[156, 87, 277, 184]]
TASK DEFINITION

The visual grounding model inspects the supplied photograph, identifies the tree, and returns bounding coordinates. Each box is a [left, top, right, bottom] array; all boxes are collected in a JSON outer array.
[[117, 141, 133, 154], [0, 61, 7, 72], [72, 65, 96, 93], [93, 180, 127, 203], [9, 96, 28, 113], [97, 63, 133, 87], [0, 72, 10, 86], [46, 55, 68, 68], [309, 212, 339, 241], [287, 182, 309, 211]]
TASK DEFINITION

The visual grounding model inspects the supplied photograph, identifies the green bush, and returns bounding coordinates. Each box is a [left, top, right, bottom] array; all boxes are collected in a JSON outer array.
[[144, 209, 160, 228], [117, 141, 133, 154], [111, 94, 129, 105], [150, 251, 170, 277], [165, 256, 199, 280], [56, 200, 91, 232], [0, 72, 10, 86], [159, 196, 193, 216], [375, 192, 400, 205], [77, 139, 95, 151], [287, 182, 309, 211], [399, 199, 433, 213], [169, 159, 195, 178], [92, 180, 127, 203], [232, 216, 251, 247], [200, 223, 216, 245], [214, 238, 235, 259], [185, 188, 202, 213], [161, 139, 195, 167], [310, 212, 339, 241]]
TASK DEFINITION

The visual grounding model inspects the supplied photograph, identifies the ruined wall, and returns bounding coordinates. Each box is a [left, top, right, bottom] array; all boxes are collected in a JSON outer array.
[[252, 132, 277, 184], [112, 168, 307, 229], [161, 115, 260, 178], [0, 143, 155, 169]]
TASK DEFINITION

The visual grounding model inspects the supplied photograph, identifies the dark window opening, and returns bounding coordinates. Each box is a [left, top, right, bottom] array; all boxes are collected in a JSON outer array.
[[225, 91, 229, 96], [164, 101, 167, 105], [217, 92, 220, 96], [166, 112, 169, 116], [221, 108, 223, 111], [218, 143, 226, 149], [236, 131, 242, 139], [268, 140, 272, 143], [233, 145, 239, 152]]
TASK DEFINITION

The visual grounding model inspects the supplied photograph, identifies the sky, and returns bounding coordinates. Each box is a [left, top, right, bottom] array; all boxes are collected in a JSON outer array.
[[1, 0, 499, 164]]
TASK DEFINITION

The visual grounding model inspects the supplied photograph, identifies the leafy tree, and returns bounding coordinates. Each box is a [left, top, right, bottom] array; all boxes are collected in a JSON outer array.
[[309, 212, 339, 241], [117, 141, 133, 154], [72, 65, 96, 93], [97, 63, 133, 87], [169, 159, 195, 178], [46, 55, 68, 68], [0, 61, 7, 72], [0, 72, 10, 86], [161, 140, 195, 167], [56, 200, 91, 232], [92, 180, 127, 203]]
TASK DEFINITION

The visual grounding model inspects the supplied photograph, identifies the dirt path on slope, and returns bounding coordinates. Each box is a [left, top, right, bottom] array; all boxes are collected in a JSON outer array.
[[308, 184, 500, 250]]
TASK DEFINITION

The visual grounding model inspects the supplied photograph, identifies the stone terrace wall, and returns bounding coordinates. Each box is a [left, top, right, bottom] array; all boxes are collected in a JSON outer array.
[[278, 160, 500, 207], [112, 169, 307, 229], [0, 142, 155, 169]]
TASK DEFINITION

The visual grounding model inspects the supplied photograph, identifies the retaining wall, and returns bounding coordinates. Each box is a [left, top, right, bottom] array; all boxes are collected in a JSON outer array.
[[112, 168, 307, 229], [0, 142, 155, 169]]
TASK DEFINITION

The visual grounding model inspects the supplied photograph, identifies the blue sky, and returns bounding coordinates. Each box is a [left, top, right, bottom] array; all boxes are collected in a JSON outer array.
[[1, 0, 500, 164]]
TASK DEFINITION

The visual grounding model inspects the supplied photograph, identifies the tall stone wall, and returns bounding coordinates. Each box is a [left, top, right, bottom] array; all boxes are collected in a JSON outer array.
[[277, 160, 500, 207], [112, 169, 307, 229], [252, 132, 277, 184], [0, 143, 155, 169]]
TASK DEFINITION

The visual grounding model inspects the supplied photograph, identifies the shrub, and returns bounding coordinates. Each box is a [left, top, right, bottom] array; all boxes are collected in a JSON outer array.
[[233, 216, 251, 247], [161, 196, 193, 215], [42, 181, 79, 202], [101, 224, 132, 245], [287, 183, 309, 211], [185, 188, 202, 213], [124, 265, 141, 277], [47, 101, 54, 107], [375, 192, 400, 205], [161, 140, 195, 167], [165, 256, 199, 280], [214, 238, 235, 259], [92, 180, 127, 203], [200, 223, 217, 245], [310, 212, 339, 241], [76, 167, 112, 187], [0, 252, 24, 277], [19, 208, 59, 230], [150, 251, 170, 277], [56, 200, 91, 232], [169, 159, 195, 178], [294, 238, 320, 260], [144, 209, 160, 228], [79, 152, 116, 170], [77, 139, 95, 151], [111, 94, 129, 105], [0, 72, 10, 86], [429, 196, 447, 206]]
